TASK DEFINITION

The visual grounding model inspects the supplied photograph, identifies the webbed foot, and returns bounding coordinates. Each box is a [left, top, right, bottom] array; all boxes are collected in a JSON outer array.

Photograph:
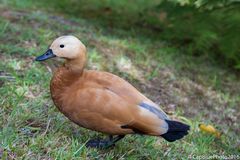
[[85, 135, 125, 149]]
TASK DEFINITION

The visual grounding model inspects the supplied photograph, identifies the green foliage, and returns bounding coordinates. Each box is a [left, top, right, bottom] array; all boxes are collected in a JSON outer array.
[[27, 0, 239, 69], [151, 0, 240, 68]]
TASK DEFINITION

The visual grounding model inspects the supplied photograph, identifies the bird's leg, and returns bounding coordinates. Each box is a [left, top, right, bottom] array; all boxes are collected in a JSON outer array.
[[86, 135, 125, 149], [109, 135, 125, 145], [109, 135, 113, 141]]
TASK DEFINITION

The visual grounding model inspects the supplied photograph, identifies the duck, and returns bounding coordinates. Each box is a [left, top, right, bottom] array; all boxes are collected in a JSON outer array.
[[35, 35, 190, 148]]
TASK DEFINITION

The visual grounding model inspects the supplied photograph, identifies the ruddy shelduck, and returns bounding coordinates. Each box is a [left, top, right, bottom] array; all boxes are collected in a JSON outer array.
[[35, 35, 190, 148]]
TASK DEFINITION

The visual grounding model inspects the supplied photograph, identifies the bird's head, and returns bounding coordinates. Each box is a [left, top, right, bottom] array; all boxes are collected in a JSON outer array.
[[35, 35, 86, 61]]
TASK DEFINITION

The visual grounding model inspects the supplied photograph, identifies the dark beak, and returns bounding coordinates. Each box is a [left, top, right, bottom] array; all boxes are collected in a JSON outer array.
[[35, 49, 56, 61]]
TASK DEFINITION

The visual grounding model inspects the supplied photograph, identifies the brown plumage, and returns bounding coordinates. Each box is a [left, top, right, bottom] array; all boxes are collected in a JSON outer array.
[[36, 35, 190, 148]]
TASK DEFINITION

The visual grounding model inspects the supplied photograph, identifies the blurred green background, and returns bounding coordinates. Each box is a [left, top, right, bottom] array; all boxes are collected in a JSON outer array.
[[3, 0, 240, 69]]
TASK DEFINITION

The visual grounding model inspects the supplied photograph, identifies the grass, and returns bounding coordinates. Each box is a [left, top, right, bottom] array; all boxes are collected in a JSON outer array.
[[0, 1, 240, 159]]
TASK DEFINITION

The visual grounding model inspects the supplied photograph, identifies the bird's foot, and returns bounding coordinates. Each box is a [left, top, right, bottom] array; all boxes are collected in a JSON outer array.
[[86, 135, 125, 149], [86, 138, 115, 149]]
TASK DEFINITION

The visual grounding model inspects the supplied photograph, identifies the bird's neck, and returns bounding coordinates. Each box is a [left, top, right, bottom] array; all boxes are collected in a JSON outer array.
[[50, 55, 87, 111], [50, 66, 85, 112], [51, 56, 86, 95], [64, 56, 86, 75]]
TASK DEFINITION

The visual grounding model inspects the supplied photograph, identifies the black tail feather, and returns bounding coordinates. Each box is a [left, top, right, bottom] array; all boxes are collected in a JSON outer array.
[[161, 120, 190, 142]]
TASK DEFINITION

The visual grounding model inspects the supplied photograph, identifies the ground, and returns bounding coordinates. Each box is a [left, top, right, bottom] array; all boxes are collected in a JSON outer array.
[[0, 2, 240, 160]]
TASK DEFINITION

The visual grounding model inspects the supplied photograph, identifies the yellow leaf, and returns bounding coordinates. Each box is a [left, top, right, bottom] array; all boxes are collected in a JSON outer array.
[[199, 124, 221, 138]]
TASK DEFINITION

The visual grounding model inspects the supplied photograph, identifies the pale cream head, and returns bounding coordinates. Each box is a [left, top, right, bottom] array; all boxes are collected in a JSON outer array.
[[50, 35, 86, 59]]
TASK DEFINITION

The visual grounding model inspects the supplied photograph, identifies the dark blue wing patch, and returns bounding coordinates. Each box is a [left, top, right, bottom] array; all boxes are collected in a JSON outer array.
[[139, 102, 169, 120]]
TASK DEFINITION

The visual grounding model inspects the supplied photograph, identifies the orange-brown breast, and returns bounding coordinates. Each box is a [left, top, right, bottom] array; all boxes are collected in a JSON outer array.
[[50, 67, 168, 135]]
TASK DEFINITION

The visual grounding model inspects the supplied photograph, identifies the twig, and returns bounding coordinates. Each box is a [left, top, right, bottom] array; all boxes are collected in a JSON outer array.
[[73, 139, 89, 156], [42, 118, 51, 136]]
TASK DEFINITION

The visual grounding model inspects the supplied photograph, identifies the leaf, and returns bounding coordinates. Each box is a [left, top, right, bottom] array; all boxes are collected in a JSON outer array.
[[199, 124, 221, 138]]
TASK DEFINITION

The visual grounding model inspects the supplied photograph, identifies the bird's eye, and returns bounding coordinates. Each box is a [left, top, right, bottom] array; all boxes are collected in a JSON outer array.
[[60, 44, 65, 48]]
